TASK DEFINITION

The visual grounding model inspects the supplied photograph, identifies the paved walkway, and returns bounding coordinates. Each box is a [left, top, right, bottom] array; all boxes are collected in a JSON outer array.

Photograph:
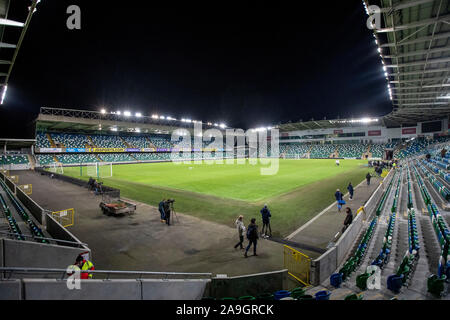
[[15, 170, 285, 277], [286, 176, 382, 255]]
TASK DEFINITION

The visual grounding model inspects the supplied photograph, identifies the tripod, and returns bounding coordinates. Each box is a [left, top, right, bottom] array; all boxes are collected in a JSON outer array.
[[170, 203, 180, 223]]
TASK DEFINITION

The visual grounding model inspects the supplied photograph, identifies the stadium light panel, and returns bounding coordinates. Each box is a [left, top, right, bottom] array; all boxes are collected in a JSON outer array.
[[152, 114, 158, 119], [160, 116, 166, 119], [0, 85, 7, 105], [124, 111, 131, 117], [136, 112, 142, 117], [100, 109, 106, 114], [219, 123, 226, 128], [116, 111, 121, 115]]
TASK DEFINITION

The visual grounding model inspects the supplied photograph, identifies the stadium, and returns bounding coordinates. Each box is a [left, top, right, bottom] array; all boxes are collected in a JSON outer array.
[[0, 0, 449, 305]]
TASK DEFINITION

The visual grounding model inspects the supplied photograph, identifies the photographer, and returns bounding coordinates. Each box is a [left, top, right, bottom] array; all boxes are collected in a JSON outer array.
[[164, 199, 174, 226]]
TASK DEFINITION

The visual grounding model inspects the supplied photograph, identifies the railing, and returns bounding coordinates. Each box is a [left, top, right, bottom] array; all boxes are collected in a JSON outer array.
[[0, 231, 87, 248], [283, 245, 311, 286], [0, 267, 212, 280]]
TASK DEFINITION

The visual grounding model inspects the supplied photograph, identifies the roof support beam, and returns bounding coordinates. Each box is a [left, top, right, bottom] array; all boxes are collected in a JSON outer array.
[[385, 57, 450, 68], [384, 46, 450, 59], [375, 14, 450, 33], [392, 84, 450, 90], [393, 67, 450, 76], [393, 102, 449, 106], [380, 31, 450, 48], [378, 0, 436, 13]]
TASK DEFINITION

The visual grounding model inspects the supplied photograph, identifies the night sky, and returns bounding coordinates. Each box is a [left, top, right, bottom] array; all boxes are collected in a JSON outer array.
[[0, 0, 392, 138]]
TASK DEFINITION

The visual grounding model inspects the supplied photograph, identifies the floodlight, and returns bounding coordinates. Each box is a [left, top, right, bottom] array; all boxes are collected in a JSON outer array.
[[100, 109, 106, 114], [116, 111, 121, 115], [152, 114, 159, 119], [124, 111, 131, 117], [160, 116, 165, 119], [0, 85, 7, 105], [136, 112, 142, 117]]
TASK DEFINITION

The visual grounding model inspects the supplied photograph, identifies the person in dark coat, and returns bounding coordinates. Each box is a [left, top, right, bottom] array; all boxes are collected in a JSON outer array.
[[347, 182, 354, 200], [342, 207, 353, 233], [260, 204, 272, 238], [366, 172, 371, 185], [335, 189, 344, 212], [158, 199, 166, 223], [163, 200, 171, 226], [244, 218, 259, 258]]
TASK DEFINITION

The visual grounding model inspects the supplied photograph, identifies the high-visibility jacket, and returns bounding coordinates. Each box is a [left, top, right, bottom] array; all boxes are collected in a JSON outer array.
[[81, 260, 94, 279]]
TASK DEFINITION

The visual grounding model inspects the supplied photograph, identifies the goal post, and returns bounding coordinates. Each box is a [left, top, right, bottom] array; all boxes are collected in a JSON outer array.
[[50, 162, 64, 174], [86, 162, 112, 179]]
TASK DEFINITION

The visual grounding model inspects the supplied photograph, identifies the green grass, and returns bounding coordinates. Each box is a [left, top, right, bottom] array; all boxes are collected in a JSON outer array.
[[61, 159, 369, 237]]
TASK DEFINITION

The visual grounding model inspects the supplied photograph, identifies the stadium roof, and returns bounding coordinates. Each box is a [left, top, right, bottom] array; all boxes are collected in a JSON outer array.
[[35, 107, 229, 135], [364, 0, 450, 126], [0, 0, 39, 104]]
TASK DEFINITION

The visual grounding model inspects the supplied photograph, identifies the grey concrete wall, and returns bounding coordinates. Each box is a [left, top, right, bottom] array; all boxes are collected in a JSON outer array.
[[310, 247, 337, 286], [0, 238, 3, 268], [2, 238, 90, 272], [4, 177, 15, 194], [335, 214, 363, 266], [0, 280, 22, 300], [22, 279, 141, 300], [45, 214, 86, 248], [308, 171, 392, 285], [16, 187, 44, 224], [141, 279, 210, 300], [0, 279, 211, 300], [207, 270, 288, 298]]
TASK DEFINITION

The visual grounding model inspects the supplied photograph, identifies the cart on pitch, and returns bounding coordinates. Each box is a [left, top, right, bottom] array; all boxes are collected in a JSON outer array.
[[99, 191, 136, 216]]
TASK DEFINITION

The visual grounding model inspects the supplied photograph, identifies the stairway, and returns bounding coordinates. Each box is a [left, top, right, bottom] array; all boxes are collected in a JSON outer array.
[[27, 154, 36, 170], [120, 137, 133, 148], [145, 137, 157, 149], [330, 146, 339, 158], [87, 136, 97, 148], [46, 133, 57, 148]]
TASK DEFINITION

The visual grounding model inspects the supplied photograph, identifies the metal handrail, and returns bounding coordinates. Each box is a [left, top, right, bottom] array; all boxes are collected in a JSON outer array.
[[0, 267, 212, 279], [0, 230, 88, 247]]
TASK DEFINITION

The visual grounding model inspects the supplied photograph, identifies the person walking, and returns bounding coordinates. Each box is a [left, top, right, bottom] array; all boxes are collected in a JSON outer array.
[[342, 207, 353, 233], [234, 215, 246, 250], [260, 204, 272, 238], [158, 199, 166, 223], [347, 182, 354, 200], [366, 172, 371, 186], [244, 218, 259, 258], [335, 189, 344, 212]]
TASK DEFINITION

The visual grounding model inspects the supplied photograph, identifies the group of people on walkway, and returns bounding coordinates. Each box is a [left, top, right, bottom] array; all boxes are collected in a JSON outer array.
[[234, 204, 272, 258], [334, 171, 374, 233]]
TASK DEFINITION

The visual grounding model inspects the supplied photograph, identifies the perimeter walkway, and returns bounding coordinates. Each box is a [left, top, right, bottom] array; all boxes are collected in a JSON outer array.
[[13, 170, 285, 277], [286, 175, 383, 254]]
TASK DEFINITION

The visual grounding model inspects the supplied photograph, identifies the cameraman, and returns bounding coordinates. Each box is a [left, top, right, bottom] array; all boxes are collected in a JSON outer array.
[[163, 199, 173, 226]]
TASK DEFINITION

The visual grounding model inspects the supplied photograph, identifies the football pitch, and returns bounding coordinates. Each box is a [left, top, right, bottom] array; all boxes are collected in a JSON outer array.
[[61, 159, 369, 236]]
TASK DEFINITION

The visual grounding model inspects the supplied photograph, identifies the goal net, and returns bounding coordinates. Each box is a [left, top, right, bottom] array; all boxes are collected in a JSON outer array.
[[50, 162, 64, 174], [86, 162, 112, 179]]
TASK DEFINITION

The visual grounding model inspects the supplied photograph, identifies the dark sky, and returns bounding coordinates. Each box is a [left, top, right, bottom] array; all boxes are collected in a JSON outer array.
[[0, 0, 392, 138]]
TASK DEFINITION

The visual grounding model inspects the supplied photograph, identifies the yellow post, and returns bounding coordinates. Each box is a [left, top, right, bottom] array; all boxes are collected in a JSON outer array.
[[283, 245, 311, 286]]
